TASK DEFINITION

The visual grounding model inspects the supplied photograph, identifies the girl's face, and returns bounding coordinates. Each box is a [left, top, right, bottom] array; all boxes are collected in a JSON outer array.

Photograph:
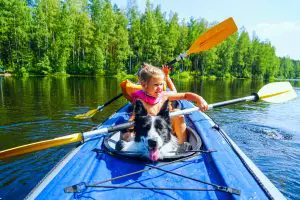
[[143, 76, 165, 97]]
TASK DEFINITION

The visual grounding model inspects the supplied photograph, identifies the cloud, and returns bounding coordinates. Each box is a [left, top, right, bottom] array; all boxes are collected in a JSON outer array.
[[253, 21, 300, 60]]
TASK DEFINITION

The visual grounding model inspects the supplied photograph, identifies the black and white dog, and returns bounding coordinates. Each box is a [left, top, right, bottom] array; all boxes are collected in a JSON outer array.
[[116, 100, 178, 161]]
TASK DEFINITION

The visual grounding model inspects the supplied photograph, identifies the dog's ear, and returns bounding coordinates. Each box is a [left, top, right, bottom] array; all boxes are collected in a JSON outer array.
[[157, 100, 170, 121], [134, 100, 147, 117]]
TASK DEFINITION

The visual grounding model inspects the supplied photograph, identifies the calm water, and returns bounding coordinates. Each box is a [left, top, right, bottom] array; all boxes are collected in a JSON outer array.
[[0, 76, 299, 199]]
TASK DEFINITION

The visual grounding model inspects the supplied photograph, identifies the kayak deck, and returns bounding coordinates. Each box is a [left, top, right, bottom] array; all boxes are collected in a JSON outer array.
[[26, 100, 284, 200]]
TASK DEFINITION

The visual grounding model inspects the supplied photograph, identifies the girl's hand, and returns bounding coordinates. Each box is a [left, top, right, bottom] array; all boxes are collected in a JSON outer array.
[[162, 65, 171, 76], [197, 97, 208, 111]]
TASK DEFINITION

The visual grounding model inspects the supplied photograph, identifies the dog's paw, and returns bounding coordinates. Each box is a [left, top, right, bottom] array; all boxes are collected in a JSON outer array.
[[177, 142, 192, 153], [115, 140, 126, 151]]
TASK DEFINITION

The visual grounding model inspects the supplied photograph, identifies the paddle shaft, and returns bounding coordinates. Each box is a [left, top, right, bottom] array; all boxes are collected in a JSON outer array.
[[0, 133, 83, 159], [208, 94, 258, 109], [167, 52, 188, 66], [97, 93, 123, 111], [84, 94, 259, 139]]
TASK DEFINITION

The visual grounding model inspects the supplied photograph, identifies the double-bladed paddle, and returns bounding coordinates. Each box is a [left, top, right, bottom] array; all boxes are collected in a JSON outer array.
[[0, 82, 296, 160], [167, 17, 237, 66], [74, 17, 238, 119]]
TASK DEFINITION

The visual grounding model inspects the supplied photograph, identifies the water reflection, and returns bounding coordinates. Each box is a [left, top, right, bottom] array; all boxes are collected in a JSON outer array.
[[0, 76, 299, 199], [175, 78, 265, 105]]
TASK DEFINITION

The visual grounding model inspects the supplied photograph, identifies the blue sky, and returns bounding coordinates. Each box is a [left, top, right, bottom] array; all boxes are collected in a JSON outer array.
[[111, 0, 300, 60]]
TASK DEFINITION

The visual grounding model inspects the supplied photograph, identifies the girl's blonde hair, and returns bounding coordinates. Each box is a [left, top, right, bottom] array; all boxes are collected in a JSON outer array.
[[138, 63, 164, 83]]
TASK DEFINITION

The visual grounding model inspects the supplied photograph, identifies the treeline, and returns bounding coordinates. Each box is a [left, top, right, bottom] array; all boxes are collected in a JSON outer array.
[[0, 0, 299, 79]]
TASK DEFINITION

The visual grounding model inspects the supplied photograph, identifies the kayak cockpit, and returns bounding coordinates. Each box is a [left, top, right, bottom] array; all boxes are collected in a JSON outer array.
[[103, 126, 202, 161]]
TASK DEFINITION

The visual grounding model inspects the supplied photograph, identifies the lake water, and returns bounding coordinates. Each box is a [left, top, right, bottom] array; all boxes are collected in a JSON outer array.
[[0, 76, 299, 199]]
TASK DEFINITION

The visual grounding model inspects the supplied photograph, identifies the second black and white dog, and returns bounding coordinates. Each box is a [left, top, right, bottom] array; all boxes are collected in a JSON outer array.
[[116, 100, 178, 161]]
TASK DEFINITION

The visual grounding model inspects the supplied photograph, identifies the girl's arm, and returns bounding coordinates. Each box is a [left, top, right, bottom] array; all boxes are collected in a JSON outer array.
[[167, 92, 208, 111], [162, 65, 177, 92]]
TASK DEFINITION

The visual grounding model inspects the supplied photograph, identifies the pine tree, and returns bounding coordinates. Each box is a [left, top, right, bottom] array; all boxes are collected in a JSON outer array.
[[98, 1, 117, 74], [89, 0, 105, 74], [215, 32, 237, 77], [174, 19, 189, 72], [187, 18, 206, 74], [263, 42, 279, 80], [31, 0, 60, 75], [163, 12, 180, 63], [232, 28, 251, 78], [294, 60, 300, 78], [279, 57, 295, 79], [0, 0, 32, 75], [67, 0, 94, 74], [140, 0, 160, 65], [110, 7, 130, 75], [127, 1, 142, 73]]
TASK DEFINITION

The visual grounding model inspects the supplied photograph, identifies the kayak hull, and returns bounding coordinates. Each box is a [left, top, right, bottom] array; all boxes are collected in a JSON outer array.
[[26, 100, 285, 200]]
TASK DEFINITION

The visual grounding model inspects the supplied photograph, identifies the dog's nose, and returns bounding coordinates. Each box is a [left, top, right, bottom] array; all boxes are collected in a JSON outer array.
[[148, 139, 157, 148]]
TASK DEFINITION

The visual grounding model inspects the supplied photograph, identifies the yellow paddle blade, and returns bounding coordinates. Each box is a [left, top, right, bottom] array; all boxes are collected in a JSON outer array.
[[0, 133, 82, 160], [258, 82, 297, 103], [187, 17, 238, 55], [74, 108, 98, 119]]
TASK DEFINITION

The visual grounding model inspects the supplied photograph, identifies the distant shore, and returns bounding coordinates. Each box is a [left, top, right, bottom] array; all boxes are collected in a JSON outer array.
[[0, 73, 11, 77]]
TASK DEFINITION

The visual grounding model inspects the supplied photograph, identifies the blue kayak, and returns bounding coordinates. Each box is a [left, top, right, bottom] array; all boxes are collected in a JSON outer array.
[[25, 100, 285, 200]]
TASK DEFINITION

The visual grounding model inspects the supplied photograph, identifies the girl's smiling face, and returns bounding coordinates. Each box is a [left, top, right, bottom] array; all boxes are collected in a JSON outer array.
[[143, 76, 165, 97]]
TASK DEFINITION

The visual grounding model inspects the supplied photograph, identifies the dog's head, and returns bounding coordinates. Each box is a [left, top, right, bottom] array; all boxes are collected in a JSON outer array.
[[134, 100, 172, 161]]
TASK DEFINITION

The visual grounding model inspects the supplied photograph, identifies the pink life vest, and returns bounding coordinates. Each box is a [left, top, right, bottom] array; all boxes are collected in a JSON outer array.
[[131, 90, 165, 105]]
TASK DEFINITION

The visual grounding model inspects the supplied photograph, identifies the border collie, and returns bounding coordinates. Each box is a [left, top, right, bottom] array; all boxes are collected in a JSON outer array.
[[116, 100, 178, 161]]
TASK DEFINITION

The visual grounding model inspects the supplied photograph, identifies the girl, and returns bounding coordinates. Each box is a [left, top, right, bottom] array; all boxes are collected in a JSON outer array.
[[124, 63, 208, 146]]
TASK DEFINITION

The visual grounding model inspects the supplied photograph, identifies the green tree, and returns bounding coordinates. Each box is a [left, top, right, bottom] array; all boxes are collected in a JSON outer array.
[[90, 0, 106, 74], [294, 60, 300, 78], [162, 13, 180, 63], [187, 18, 206, 74], [127, 1, 142, 73], [263, 42, 279, 80], [98, 1, 117, 74], [250, 35, 261, 78], [31, 0, 60, 75], [174, 19, 189, 72], [68, 0, 94, 74], [232, 28, 251, 78], [140, 0, 160, 65], [153, 5, 167, 64], [109, 7, 131, 75], [53, 0, 76, 74], [0, 0, 32, 75], [214, 32, 237, 77], [251, 41, 279, 79], [279, 57, 295, 79]]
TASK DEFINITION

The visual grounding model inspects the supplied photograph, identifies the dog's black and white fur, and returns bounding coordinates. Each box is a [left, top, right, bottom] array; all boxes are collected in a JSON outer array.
[[116, 100, 178, 161]]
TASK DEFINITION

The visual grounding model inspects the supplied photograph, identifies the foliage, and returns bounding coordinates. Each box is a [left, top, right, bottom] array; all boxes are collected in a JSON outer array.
[[0, 0, 298, 79], [173, 71, 192, 80]]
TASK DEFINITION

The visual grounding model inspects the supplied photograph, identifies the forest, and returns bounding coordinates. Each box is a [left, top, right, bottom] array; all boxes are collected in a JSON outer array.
[[0, 0, 299, 79]]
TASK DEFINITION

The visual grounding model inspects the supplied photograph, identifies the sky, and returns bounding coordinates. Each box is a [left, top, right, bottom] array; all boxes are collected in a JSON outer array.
[[110, 0, 300, 60]]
